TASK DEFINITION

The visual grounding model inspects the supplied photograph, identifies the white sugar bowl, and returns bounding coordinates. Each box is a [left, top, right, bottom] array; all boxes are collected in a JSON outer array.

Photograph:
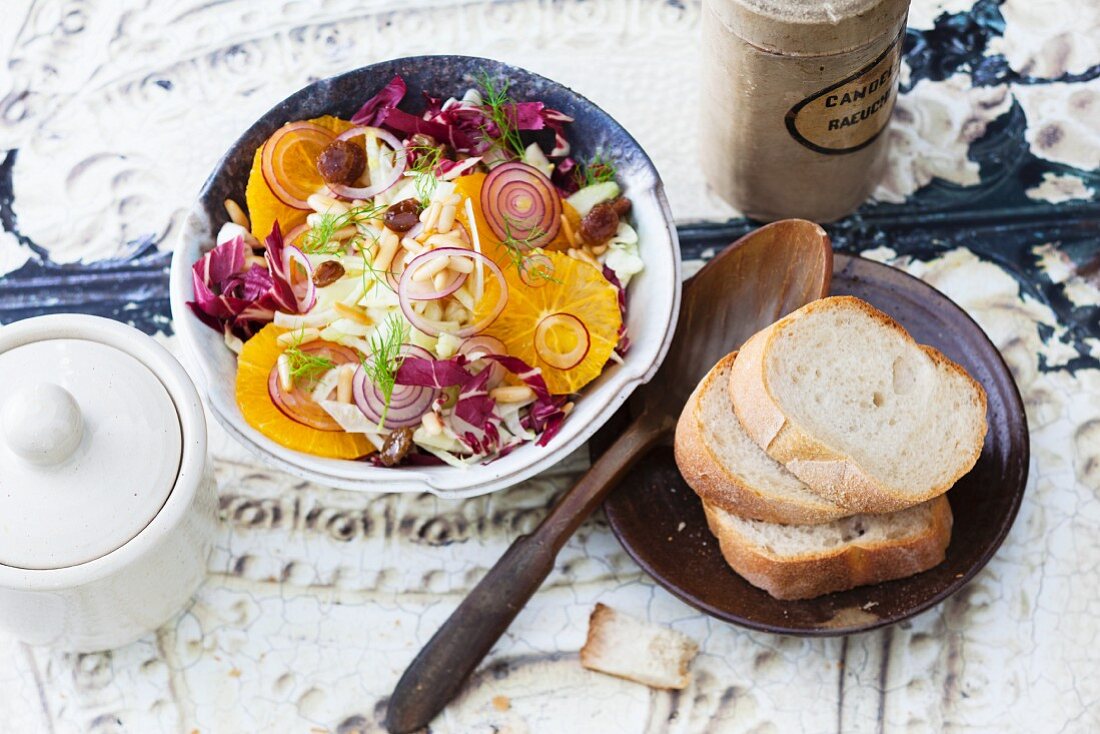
[[0, 315, 217, 651]]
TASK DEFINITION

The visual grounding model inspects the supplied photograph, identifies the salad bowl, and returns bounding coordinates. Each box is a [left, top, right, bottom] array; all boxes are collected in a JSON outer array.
[[170, 56, 680, 497]]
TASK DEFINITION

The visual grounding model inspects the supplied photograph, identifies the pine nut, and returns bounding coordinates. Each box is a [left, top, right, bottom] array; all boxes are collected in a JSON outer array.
[[452, 285, 475, 311], [374, 230, 401, 273], [421, 412, 444, 436], [413, 256, 450, 282], [337, 364, 354, 404], [491, 386, 536, 403], [437, 204, 457, 233], [568, 247, 600, 269], [590, 243, 608, 256], [562, 401, 575, 415], [560, 212, 576, 247], [448, 256, 474, 273], [433, 270, 451, 291], [423, 201, 441, 232], [307, 193, 349, 215], [224, 199, 250, 229], [426, 233, 466, 249], [246, 254, 268, 269]]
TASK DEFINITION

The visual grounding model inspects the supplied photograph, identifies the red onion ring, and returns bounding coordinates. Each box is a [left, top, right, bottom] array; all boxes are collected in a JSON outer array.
[[458, 335, 507, 388], [283, 244, 317, 312], [328, 126, 408, 200], [352, 344, 435, 429], [481, 161, 561, 249], [284, 223, 309, 247], [261, 121, 336, 209], [534, 312, 590, 370], [267, 342, 360, 430], [398, 248, 508, 337], [518, 252, 554, 288]]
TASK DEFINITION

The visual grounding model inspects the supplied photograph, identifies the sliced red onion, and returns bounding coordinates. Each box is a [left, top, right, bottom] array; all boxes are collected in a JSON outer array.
[[534, 312, 590, 370], [284, 223, 309, 246], [267, 342, 360, 431], [261, 121, 336, 209], [481, 161, 561, 248], [458, 335, 507, 387], [352, 344, 436, 429], [398, 248, 508, 337], [328, 126, 408, 200], [283, 244, 317, 312], [518, 252, 554, 288]]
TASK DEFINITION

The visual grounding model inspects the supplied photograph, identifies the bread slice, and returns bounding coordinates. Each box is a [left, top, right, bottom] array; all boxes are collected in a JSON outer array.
[[703, 494, 953, 600], [729, 296, 987, 513], [579, 604, 699, 689], [675, 353, 848, 524]]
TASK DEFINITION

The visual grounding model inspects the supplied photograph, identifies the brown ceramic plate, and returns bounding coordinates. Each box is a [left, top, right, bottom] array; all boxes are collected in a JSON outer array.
[[603, 253, 1029, 636]]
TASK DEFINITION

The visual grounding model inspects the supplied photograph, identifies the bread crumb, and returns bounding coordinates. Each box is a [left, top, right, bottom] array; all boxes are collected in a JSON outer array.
[[677, 522, 686, 532], [580, 603, 699, 690], [492, 695, 510, 711]]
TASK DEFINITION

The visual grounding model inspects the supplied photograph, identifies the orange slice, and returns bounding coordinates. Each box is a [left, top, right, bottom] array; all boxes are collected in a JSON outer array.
[[454, 172, 580, 257], [236, 324, 373, 459], [246, 115, 355, 240], [475, 249, 621, 395]]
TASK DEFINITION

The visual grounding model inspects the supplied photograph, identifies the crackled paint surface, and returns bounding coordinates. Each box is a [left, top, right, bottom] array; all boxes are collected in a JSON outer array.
[[0, 0, 1098, 732]]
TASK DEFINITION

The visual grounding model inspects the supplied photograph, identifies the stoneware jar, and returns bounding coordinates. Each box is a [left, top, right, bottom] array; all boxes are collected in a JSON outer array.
[[0, 314, 217, 651]]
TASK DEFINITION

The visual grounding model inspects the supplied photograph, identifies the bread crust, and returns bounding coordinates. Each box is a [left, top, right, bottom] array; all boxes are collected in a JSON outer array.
[[674, 353, 848, 524], [729, 295, 988, 514], [702, 495, 954, 600], [580, 603, 698, 689]]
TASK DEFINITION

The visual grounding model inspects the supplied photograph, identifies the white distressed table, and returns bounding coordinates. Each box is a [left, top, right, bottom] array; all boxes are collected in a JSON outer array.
[[1, 0, 1098, 732]]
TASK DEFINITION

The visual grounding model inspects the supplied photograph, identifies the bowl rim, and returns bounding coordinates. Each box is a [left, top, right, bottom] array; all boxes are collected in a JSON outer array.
[[169, 54, 681, 497]]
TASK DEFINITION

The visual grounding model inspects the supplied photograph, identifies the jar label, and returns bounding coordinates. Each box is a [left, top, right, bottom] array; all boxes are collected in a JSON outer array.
[[785, 32, 904, 155]]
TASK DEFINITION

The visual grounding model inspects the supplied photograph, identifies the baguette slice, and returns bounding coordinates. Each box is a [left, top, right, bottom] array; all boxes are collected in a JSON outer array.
[[580, 604, 699, 689], [730, 296, 987, 513], [675, 353, 848, 524], [703, 494, 953, 600]]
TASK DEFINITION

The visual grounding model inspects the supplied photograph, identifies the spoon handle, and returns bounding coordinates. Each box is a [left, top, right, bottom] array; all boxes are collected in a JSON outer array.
[[385, 416, 665, 734]]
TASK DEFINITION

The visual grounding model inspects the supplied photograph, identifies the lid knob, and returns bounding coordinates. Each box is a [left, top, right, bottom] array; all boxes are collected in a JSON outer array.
[[1, 382, 85, 465]]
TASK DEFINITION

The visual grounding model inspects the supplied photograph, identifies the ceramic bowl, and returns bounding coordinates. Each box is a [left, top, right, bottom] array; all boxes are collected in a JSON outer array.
[[170, 55, 680, 497]]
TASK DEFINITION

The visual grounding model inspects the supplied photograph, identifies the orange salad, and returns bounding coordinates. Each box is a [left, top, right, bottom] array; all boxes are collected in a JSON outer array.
[[186, 73, 644, 466]]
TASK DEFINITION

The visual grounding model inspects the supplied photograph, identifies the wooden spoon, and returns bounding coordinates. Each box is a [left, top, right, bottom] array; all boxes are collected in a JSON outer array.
[[385, 219, 833, 733]]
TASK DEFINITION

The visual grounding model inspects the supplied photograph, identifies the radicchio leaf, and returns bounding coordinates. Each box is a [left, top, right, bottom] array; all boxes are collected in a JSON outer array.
[[453, 368, 495, 430], [602, 265, 631, 357], [351, 75, 408, 126], [483, 354, 569, 446], [187, 222, 306, 340], [551, 156, 579, 195], [395, 356, 473, 388]]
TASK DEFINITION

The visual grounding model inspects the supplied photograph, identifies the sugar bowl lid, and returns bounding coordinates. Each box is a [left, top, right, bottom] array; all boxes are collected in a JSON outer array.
[[0, 317, 184, 570]]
